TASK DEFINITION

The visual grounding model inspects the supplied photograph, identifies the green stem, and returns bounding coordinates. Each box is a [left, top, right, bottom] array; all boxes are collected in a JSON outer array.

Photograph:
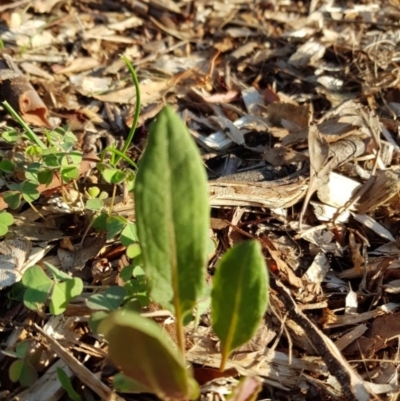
[[113, 55, 141, 166], [2, 101, 47, 149], [170, 231, 185, 354], [173, 296, 186, 355], [27, 201, 49, 223], [108, 185, 117, 215], [100, 147, 137, 168]]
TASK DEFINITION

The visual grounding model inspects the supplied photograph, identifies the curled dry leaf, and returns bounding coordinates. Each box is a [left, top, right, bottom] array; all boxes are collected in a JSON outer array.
[[0, 54, 51, 127]]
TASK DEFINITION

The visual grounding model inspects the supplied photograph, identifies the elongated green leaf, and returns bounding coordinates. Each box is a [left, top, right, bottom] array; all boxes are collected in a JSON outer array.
[[99, 310, 199, 400], [211, 240, 269, 370], [113, 373, 152, 393], [134, 105, 209, 316], [56, 368, 83, 401]]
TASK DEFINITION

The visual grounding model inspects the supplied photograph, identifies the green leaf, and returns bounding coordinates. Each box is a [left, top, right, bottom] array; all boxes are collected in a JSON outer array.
[[110, 169, 127, 184], [9, 281, 25, 302], [2, 128, 18, 142], [22, 266, 53, 311], [88, 310, 109, 334], [92, 212, 108, 231], [50, 278, 83, 315], [61, 151, 82, 165], [0, 159, 14, 173], [124, 278, 150, 307], [86, 198, 103, 211], [15, 341, 30, 359], [44, 262, 73, 281], [62, 131, 78, 149], [134, 105, 209, 317], [0, 211, 14, 235], [120, 222, 138, 246], [9, 360, 38, 386], [0, 211, 13, 226], [61, 166, 79, 182], [3, 191, 21, 209], [65, 278, 83, 299], [8, 182, 23, 191], [9, 359, 23, 382], [119, 265, 135, 282], [37, 169, 54, 186], [46, 129, 62, 146], [106, 215, 127, 239], [211, 240, 269, 370], [133, 265, 145, 277], [126, 243, 141, 259], [122, 297, 143, 311], [26, 145, 43, 157], [99, 191, 108, 200], [0, 225, 9, 236], [25, 163, 41, 184], [113, 373, 152, 393], [19, 363, 38, 387], [42, 152, 59, 167], [99, 310, 199, 400], [56, 368, 83, 401], [101, 167, 127, 184], [87, 286, 126, 311], [21, 181, 40, 203], [87, 186, 100, 198], [2, 101, 46, 149]]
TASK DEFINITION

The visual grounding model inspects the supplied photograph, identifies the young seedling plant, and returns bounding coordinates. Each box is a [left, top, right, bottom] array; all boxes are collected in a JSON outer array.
[[98, 105, 270, 400], [6, 339, 42, 387], [22, 262, 83, 315]]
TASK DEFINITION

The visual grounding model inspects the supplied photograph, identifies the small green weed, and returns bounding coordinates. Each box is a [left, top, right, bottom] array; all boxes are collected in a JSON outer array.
[[97, 105, 270, 400], [22, 263, 83, 315], [6, 340, 42, 387]]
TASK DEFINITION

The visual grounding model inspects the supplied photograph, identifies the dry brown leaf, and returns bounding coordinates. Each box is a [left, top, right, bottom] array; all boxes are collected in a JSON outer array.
[[299, 125, 334, 225], [358, 170, 400, 213], [268, 102, 312, 129], [264, 145, 308, 167], [55, 57, 101, 74], [0, 54, 51, 127]]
